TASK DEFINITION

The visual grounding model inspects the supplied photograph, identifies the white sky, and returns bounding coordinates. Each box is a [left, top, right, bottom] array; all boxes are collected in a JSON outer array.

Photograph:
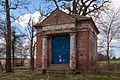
[[16, 11, 43, 27], [111, 0, 120, 9]]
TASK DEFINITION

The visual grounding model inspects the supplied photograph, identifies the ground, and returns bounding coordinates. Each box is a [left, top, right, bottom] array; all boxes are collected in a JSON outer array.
[[97, 60, 120, 64], [0, 60, 120, 80], [0, 70, 120, 80]]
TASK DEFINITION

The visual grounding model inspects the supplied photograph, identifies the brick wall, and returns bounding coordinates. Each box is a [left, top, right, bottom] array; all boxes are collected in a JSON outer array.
[[76, 28, 89, 70], [36, 30, 42, 68], [88, 30, 97, 69], [76, 21, 98, 70]]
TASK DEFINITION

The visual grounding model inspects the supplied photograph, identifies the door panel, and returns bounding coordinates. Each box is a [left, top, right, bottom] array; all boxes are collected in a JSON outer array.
[[52, 35, 70, 64]]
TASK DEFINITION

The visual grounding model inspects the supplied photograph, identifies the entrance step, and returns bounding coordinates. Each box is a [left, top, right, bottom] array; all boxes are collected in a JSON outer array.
[[46, 64, 74, 75], [48, 64, 69, 70]]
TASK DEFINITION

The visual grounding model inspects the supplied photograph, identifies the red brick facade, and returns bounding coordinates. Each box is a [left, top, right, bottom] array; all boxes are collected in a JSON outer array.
[[76, 29, 89, 69], [34, 9, 99, 71], [36, 30, 42, 68], [75, 19, 98, 70]]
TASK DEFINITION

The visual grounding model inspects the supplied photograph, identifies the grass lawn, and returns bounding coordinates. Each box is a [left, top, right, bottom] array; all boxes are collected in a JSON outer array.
[[97, 60, 120, 64], [0, 71, 120, 80]]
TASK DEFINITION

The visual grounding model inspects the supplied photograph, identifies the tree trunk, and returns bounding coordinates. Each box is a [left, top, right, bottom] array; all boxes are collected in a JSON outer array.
[[5, 0, 12, 73], [53, 0, 59, 9], [0, 61, 4, 71], [106, 36, 110, 76], [106, 42, 110, 67], [12, 31, 15, 72], [73, 0, 77, 14], [106, 46, 110, 66], [30, 27, 34, 70], [30, 39, 34, 70]]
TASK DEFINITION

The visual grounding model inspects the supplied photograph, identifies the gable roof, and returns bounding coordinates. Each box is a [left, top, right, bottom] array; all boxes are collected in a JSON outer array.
[[34, 9, 76, 27], [33, 9, 99, 34]]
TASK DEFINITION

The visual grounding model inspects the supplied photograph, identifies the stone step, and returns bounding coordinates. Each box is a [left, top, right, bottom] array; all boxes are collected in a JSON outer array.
[[45, 64, 74, 75], [46, 69, 75, 75], [47, 64, 69, 70]]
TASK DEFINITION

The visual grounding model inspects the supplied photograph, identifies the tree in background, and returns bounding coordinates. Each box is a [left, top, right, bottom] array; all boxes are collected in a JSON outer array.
[[0, 0, 29, 73], [17, 4, 46, 70], [0, 18, 5, 71], [18, 15, 37, 70], [5, 0, 13, 72], [11, 28, 26, 71], [46, 0, 110, 15], [97, 8, 120, 66], [0, 15, 27, 71], [25, 17, 36, 71]]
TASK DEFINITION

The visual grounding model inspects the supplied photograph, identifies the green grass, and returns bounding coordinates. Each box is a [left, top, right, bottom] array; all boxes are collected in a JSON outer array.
[[97, 60, 120, 64], [0, 71, 120, 80], [0, 60, 120, 80]]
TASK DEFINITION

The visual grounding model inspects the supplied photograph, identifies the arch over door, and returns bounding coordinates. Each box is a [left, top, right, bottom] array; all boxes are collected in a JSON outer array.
[[52, 35, 70, 64]]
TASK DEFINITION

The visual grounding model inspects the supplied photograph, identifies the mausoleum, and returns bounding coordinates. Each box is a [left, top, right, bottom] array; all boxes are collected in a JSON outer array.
[[34, 9, 99, 73]]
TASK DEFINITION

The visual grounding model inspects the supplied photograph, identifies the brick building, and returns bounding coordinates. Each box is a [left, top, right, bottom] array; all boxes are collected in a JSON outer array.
[[34, 9, 99, 72]]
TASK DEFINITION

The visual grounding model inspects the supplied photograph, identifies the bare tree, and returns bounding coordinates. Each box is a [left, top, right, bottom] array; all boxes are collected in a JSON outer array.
[[0, 19, 27, 72], [18, 14, 37, 70], [97, 8, 120, 66], [49, 0, 110, 15], [12, 31, 15, 71], [0, 0, 30, 73], [16, 3, 46, 69], [25, 17, 36, 71], [5, 0, 13, 72], [11, 28, 26, 71], [0, 18, 5, 71]]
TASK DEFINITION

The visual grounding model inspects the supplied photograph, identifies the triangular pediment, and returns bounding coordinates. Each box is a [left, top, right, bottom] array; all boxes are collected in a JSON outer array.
[[38, 9, 76, 27], [33, 9, 99, 34]]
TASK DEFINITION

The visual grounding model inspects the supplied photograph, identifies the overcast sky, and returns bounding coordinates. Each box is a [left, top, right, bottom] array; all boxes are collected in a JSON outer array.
[[111, 0, 120, 8], [17, 0, 120, 26]]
